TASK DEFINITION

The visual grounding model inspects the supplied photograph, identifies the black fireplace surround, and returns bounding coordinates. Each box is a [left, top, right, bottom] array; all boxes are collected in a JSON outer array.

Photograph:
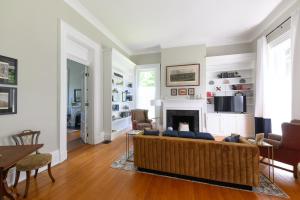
[[166, 110, 199, 132]]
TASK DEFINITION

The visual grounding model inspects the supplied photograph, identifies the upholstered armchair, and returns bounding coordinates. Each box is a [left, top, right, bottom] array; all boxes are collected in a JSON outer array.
[[261, 120, 300, 178], [131, 109, 152, 130]]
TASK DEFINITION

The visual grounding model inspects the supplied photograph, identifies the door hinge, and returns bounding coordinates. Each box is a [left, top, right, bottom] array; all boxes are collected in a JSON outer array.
[[85, 73, 90, 77], [85, 103, 89, 106]]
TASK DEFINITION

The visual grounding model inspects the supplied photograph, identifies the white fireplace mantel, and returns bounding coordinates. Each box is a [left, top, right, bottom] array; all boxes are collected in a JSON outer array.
[[162, 99, 207, 131]]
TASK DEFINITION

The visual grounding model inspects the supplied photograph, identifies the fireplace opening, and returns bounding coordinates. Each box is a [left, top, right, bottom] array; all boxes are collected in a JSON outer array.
[[167, 110, 199, 132]]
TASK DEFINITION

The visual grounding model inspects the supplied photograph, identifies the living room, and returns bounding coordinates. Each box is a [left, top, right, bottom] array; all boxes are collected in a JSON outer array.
[[0, 0, 300, 199]]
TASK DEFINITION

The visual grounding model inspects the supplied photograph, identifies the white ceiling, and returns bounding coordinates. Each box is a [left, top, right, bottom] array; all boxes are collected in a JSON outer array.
[[74, 0, 286, 54]]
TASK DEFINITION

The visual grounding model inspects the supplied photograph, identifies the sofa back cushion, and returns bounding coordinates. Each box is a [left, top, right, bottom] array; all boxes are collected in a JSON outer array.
[[163, 130, 178, 137], [178, 131, 195, 138], [194, 132, 215, 140]]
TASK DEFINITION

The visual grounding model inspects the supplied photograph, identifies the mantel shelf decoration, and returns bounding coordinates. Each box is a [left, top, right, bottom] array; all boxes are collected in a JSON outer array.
[[166, 64, 200, 87]]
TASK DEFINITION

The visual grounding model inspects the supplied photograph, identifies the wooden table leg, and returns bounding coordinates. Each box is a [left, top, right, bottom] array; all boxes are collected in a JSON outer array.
[[0, 169, 17, 200]]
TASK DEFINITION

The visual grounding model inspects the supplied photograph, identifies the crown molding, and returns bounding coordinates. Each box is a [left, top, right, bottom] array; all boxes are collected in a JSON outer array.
[[64, 0, 132, 55], [248, 0, 299, 42]]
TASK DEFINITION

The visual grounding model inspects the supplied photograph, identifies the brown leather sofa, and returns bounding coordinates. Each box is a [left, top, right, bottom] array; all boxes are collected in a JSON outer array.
[[261, 119, 300, 178], [131, 109, 152, 130], [133, 134, 260, 187]]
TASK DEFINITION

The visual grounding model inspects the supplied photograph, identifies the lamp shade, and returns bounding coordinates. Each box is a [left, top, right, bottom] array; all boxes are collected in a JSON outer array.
[[150, 99, 162, 106]]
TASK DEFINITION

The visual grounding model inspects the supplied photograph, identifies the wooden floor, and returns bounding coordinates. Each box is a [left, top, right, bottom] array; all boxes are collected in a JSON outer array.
[[15, 134, 300, 200], [67, 130, 85, 152]]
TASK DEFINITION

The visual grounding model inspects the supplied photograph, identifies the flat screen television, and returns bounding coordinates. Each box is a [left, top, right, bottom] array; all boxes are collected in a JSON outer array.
[[214, 96, 246, 113]]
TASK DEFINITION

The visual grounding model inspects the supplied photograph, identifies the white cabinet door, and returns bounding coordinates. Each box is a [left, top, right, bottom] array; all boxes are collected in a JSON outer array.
[[206, 113, 221, 135], [236, 115, 254, 138], [220, 114, 237, 136]]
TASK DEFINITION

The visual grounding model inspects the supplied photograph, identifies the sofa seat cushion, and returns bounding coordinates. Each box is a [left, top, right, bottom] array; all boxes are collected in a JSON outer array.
[[178, 131, 195, 138], [163, 130, 178, 137], [16, 153, 52, 171], [194, 132, 215, 140], [144, 129, 160, 136]]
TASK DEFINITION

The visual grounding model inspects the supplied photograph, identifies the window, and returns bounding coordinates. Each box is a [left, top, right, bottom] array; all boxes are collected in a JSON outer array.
[[136, 65, 160, 119], [268, 33, 292, 135]]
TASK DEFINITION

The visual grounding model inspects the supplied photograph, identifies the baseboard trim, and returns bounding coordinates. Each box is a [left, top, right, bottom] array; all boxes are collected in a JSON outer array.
[[7, 150, 61, 186]]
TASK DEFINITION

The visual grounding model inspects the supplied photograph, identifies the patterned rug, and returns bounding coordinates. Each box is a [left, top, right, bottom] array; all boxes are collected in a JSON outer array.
[[111, 151, 289, 199]]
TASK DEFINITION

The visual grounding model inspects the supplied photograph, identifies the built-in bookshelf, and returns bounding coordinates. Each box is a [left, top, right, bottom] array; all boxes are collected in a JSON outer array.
[[103, 49, 136, 141], [206, 53, 256, 114]]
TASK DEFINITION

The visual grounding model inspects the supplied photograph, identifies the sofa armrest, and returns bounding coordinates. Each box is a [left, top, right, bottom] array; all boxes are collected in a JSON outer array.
[[267, 133, 282, 141]]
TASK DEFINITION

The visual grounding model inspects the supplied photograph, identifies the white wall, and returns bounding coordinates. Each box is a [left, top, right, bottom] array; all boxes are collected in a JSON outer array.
[[67, 59, 84, 110], [161, 45, 206, 99], [0, 0, 130, 152]]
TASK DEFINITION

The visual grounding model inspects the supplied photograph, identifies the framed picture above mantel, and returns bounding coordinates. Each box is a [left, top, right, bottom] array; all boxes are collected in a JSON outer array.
[[166, 64, 200, 87], [0, 55, 18, 85]]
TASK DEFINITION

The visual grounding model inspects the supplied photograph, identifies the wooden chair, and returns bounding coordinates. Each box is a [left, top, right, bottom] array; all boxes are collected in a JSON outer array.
[[12, 130, 55, 198]]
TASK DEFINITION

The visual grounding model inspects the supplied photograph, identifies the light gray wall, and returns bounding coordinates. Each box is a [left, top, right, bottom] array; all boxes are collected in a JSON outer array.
[[0, 0, 129, 151], [67, 59, 84, 110], [131, 52, 161, 65], [161, 45, 206, 99], [206, 43, 254, 57]]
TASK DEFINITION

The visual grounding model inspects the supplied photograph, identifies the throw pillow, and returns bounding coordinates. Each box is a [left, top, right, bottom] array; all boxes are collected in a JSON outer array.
[[163, 130, 178, 137], [179, 122, 190, 131], [178, 131, 195, 138], [224, 134, 240, 143], [194, 132, 215, 140], [143, 129, 160, 136]]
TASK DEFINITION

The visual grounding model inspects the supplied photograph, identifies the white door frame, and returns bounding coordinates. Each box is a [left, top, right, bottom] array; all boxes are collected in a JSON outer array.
[[60, 20, 104, 162]]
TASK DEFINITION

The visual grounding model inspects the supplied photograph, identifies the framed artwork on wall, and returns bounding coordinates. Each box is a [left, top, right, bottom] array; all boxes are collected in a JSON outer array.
[[74, 89, 81, 102], [178, 88, 187, 95], [166, 64, 200, 87], [188, 88, 195, 95], [0, 55, 18, 85], [171, 88, 177, 96], [0, 87, 17, 115]]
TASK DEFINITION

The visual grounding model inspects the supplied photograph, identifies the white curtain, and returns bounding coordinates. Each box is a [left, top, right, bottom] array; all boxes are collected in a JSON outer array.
[[255, 37, 272, 119], [291, 10, 300, 120], [254, 37, 272, 134]]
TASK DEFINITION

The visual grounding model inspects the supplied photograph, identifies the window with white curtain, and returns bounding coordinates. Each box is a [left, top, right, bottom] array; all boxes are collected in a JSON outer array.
[[268, 33, 292, 135]]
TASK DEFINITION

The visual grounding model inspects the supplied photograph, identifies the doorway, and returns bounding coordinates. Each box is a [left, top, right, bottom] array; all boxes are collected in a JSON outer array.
[[67, 59, 88, 152]]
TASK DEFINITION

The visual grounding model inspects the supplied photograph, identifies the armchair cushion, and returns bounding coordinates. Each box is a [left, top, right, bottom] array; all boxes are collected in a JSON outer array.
[[264, 138, 281, 149], [267, 133, 282, 141], [135, 111, 146, 123]]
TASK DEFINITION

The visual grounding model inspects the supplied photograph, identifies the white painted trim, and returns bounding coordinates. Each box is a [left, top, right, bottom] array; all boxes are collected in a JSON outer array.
[[60, 20, 104, 162], [64, 0, 132, 55], [7, 150, 61, 186], [249, 0, 299, 42]]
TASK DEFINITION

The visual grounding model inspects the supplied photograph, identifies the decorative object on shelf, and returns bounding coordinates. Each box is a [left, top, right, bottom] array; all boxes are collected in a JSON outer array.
[[178, 88, 187, 95], [223, 79, 230, 84], [207, 91, 213, 97], [112, 104, 119, 111], [166, 64, 200, 87], [235, 91, 244, 96], [208, 80, 214, 85], [126, 95, 133, 101], [188, 88, 195, 96], [216, 86, 221, 91], [0, 55, 18, 85], [123, 105, 129, 110], [171, 88, 177, 96], [127, 83, 133, 88], [217, 71, 241, 79], [74, 89, 81, 102], [239, 78, 246, 83], [0, 87, 17, 115], [120, 111, 131, 118]]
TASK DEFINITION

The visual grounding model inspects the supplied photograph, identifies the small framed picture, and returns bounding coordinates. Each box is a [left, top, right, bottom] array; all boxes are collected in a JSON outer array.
[[0, 87, 17, 115], [171, 88, 177, 96], [178, 88, 187, 95], [0, 55, 18, 85], [188, 88, 195, 95]]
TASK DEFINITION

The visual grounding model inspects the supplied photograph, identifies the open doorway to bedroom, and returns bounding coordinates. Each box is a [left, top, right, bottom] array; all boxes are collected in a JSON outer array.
[[67, 59, 89, 152]]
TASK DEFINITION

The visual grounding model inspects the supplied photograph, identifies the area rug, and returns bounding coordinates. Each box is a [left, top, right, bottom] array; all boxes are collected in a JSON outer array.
[[111, 151, 289, 199]]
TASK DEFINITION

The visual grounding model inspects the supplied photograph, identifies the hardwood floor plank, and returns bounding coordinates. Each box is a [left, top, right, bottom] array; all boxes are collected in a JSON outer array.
[[14, 134, 300, 200]]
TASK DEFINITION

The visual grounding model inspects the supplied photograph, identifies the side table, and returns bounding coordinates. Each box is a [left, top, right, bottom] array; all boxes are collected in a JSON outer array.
[[248, 139, 275, 183], [126, 130, 143, 162]]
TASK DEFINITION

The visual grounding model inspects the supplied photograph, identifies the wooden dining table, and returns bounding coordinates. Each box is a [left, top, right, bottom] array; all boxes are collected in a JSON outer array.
[[0, 144, 43, 200]]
